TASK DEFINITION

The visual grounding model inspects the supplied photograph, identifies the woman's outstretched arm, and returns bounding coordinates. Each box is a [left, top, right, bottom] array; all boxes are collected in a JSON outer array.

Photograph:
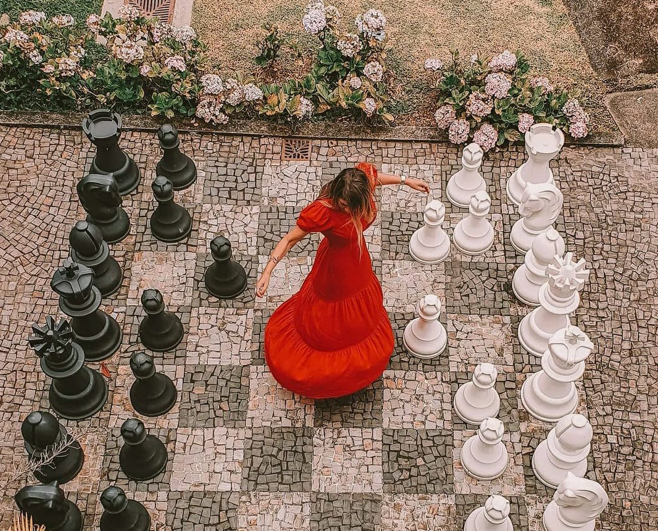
[[256, 226, 308, 297], [375, 171, 431, 193]]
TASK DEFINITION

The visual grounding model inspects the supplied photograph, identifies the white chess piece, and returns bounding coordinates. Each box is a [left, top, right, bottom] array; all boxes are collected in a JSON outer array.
[[464, 495, 513, 531], [518, 253, 589, 357], [460, 417, 508, 480], [521, 325, 593, 422], [403, 294, 447, 359], [507, 123, 564, 206], [454, 363, 500, 425], [509, 183, 563, 253], [533, 414, 592, 489], [543, 472, 609, 531], [409, 199, 451, 264], [447, 143, 485, 208], [512, 229, 566, 306], [453, 191, 494, 255]]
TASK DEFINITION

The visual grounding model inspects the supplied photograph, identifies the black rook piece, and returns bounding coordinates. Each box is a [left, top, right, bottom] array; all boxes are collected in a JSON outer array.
[[28, 317, 108, 420], [83, 109, 141, 195], [22, 411, 84, 485], [156, 124, 197, 190], [77, 173, 130, 244], [139, 289, 184, 352], [15, 482, 83, 531], [50, 258, 122, 362], [150, 176, 192, 243], [119, 418, 168, 481], [204, 236, 248, 299], [130, 352, 177, 417], [100, 486, 151, 531], [69, 220, 123, 297]]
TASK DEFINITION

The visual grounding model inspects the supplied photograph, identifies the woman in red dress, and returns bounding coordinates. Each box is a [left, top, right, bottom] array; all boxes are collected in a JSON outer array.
[[256, 163, 429, 398]]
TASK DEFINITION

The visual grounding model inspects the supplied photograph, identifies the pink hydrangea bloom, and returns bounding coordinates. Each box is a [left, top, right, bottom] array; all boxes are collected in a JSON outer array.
[[363, 61, 384, 83], [466, 92, 493, 118], [424, 58, 443, 72], [530, 76, 554, 93], [518, 113, 534, 133], [363, 97, 377, 116], [485, 73, 512, 99], [488, 50, 517, 73], [568, 120, 588, 139], [473, 124, 498, 152], [448, 119, 470, 144], [164, 55, 186, 72], [434, 105, 456, 130]]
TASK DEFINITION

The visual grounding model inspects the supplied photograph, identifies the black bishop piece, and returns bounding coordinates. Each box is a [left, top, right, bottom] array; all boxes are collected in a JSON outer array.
[[129, 352, 177, 417], [119, 418, 168, 481], [155, 124, 197, 190], [204, 236, 248, 299], [150, 175, 192, 243], [139, 289, 184, 352], [77, 173, 130, 244], [100, 486, 151, 531], [15, 482, 82, 531]]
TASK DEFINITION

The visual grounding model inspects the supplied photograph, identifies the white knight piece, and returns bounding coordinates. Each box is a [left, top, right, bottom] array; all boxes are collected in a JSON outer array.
[[446, 142, 486, 208], [509, 183, 563, 254], [543, 472, 609, 531], [403, 294, 447, 359], [464, 495, 514, 531], [453, 191, 495, 256], [409, 198, 451, 264]]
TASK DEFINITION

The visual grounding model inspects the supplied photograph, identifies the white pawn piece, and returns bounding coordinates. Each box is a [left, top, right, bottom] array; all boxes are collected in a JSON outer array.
[[518, 253, 589, 357], [507, 123, 564, 206], [509, 183, 563, 254], [460, 417, 508, 480], [533, 414, 592, 489], [454, 363, 500, 425], [512, 229, 566, 307], [543, 472, 609, 531], [403, 294, 447, 359], [409, 199, 451, 264], [521, 325, 593, 422], [447, 143, 485, 208], [464, 495, 513, 531], [453, 191, 494, 255]]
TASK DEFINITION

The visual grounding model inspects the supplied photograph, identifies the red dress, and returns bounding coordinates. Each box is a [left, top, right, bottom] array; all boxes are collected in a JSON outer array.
[[264, 163, 394, 398]]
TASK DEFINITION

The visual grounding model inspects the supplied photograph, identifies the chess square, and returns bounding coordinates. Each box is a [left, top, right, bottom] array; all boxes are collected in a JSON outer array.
[[192, 252, 257, 308], [379, 210, 423, 261], [444, 260, 511, 315], [107, 232, 137, 302], [314, 380, 384, 428], [238, 492, 312, 530], [251, 308, 272, 365], [455, 494, 528, 530], [133, 201, 201, 254], [447, 314, 515, 372], [381, 259, 445, 313], [446, 213, 506, 264], [525, 494, 553, 531], [199, 203, 260, 256], [310, 493, 382, 531], [128, 250, 196, 306], [379, 163, 442, 212], [187, 307, 254, 365], [56, 428, 108, 494], [387, 311, 450, 372], [257, 205, 321, 257], [167, 491, 240, 531], [262, 161, 322, 206], [255, 255, 313, 309], [380, 494, 456, 531]]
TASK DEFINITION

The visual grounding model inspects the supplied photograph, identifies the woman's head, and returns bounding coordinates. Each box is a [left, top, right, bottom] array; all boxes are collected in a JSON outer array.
[[318, 167, 374, 220]]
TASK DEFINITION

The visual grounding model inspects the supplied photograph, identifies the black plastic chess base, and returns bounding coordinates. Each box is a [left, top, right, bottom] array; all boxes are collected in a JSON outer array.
[[150, 214, 193, 243], [91, 158, 141, 196], [100, 500, 151, 531], [93, 259, 123, 297], [72, 315, 122, 362], [139, 320, 185, 352], [119, 447, 167, 481], [130, 376, 178, 417], [204, 266, 248, 300], [87, 212, 130, 245], [156, 157, 197, 190], [33, 439, 85, 485], [50, 370, 108, 420]]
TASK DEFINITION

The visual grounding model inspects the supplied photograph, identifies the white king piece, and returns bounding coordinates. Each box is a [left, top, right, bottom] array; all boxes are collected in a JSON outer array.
[[543, 473, 609, 531], [409, 198, 451, 264], [446, 142, 485, 208]]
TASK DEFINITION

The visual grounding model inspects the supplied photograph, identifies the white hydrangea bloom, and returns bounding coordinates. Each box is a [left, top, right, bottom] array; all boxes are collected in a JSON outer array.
[[363, 97, 377, 116], [201, 74, 224, 95], [243, 83, 264, 101], [363, 61, 384, 83], [51, 14, 75, 27], [19, 11, 46, 25], [164, 55, 186, 72]]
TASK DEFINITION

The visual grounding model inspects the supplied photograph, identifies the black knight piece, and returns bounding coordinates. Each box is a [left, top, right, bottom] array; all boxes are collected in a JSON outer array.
[[139, 289, 184, 352], [100, 486, 151, 531], [129, 352, 177, 417], [15, 482, 83, 531], [77, 173, 130, 244], [50, 258, 122, 362], [119, 418, 168, 481], [204, 236, 248, 299], [156, 124, 197, 190], [150, 176, 192, 243], [82, 109, 141, 195]]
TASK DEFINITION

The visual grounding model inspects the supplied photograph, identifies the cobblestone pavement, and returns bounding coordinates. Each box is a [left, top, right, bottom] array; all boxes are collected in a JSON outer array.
[[0, 127, 656, 530]]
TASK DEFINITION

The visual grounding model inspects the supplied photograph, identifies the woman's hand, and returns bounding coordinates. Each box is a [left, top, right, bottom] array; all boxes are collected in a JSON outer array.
[[255, 272, 271, 298], [405, 178, 430, 193]]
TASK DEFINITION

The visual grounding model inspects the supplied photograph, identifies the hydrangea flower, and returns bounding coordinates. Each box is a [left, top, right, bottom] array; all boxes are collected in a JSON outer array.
[[299, 96, 314, 118], [140, 64, 152, 76], [568, 120, 588, 139], [3, 28, 30, 46], [448, 119, 470, 144], [201, 74, 224, 95], [86, 14, 102, 33], [562, 98, 587, 121], [434, 105, 456, 130], [424, 58, 443, 72], [355, 9, 386, 40], [325, 5, 341, 25], [303, 1, 327, 35], [56, 57, 78, 76], [337, 34, 362, 58], [0, 50, 5, 66], [164, 55, 186, 72], [488, 50, 517, 73], [28, 50, 43, 64], [118, 4, 141, 21], [470, 54, 479, 64], [349, 76, 362, 90], [225, 86, 245, 106], [363, 97, 377, 117], [485, 73, 512, 99], [19, 11, 46, 25], [172, 26, 197, 44], [196, 98, 229, 124], [112, 41, 144, 64], [243, 83, 264, 102], [42, 63, 55, 74], [473, 124, 498, 152], [530, 76, 554, 93], [518, 113, 534, 133], [151, 22, 173, 43], [70, 46, 86, 60], [51, 15, 75, 27], [363, 61, 384, 83], [465, 92, 493, 118]]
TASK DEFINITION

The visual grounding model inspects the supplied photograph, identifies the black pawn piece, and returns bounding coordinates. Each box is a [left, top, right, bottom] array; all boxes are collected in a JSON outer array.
[[129, 352, 177, 417], [204, 236, 248, 299], [150, 176, 192, 243], [82, 109, 141, 195], [156, 124, 197, 190], [119, 418, 168, 481], [22, 411, 84, 485], [69, 220, 123, 297], [139, 289, 184, 352], [51, 258, 122, 362], [15, 482, 83, 531], [100, 486, 150, 531], [77, 173, 130, 244], [28, 317, 108, 420]]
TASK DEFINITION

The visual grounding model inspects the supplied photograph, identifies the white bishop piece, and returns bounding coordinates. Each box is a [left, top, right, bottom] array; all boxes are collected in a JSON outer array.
[[460, 417, 508, 480], [509, 183, 563, 254], [454, 363, 500, 425], [543, 473, 609, 531], [512, 229, 566, 306], [453, 191, 494, 255], [403, 294, 447, 359], [409, 198, 451, 264], [518, 253, 589, 357], [464, 495, 514, 531], [521, 325, 593, 422], [507, 123, 564, 206], [447, 142, 486, 208], [533, 413, 592, 489]]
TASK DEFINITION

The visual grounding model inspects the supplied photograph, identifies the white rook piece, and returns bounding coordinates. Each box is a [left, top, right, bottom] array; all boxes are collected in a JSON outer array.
[[403, 294, 447, 359], [543, 473, 609, 531], [509, 183, 563, 254], [454, 363, 500, 425], [533, 414, 593, 489], [512, 228, 566, 306], [461, 417, 508, 480], [447, 142, 485, 208], [452, 191, 494, 255], [518, 253, 589, 357], [521, 325, 593, 422], [409, 198, 451, 264], [464, 495, 514, 531], [507, 123, 564, 206]]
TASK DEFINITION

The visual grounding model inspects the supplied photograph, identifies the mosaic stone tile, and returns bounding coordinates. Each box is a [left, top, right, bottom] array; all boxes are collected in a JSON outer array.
[[250, 308, 272, 365], [314, 380, 384, 428], [379, 210, 423, 261], [128, 250, 196, 306], [167, 491, 240, 530], [381, 259, 445, 313], [255, 255, 312, 309], [380, 494, 456, 531], [262, 162, 322, 207], [198, 203, 260, 256], [444, 260, 511, 316], [379, 163, 442, 212], [187, 307, 254, 365], [310, 493, 382, 531], [238, 492, 311, 530], [257, 205, 321, 257]]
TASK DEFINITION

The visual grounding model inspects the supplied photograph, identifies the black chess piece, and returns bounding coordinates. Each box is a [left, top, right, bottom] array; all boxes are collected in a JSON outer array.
[[15, 482, 83, 531], [129, 352, 177, 417], [119, 418, 168, 481], [69, 220, 123, 297], [50, 258, 122, 362], [82, 109, 141, 195], [150, 176, 192, 243], [22, 411, 84, 485], [100, 486, 151, 531], [139, 289, 184, 352], [156, 124, 197, 190], [204, 236, 248, 299], [28, 317, 108, 420], [77, 173, 130, 244]]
